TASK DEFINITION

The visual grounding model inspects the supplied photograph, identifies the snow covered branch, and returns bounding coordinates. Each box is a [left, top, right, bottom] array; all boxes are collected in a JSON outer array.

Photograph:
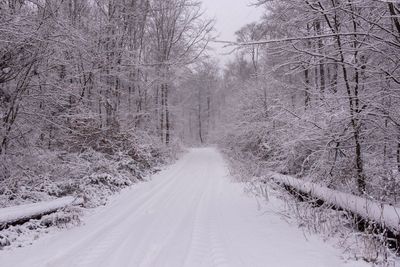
[[215, 33, 372, 47]]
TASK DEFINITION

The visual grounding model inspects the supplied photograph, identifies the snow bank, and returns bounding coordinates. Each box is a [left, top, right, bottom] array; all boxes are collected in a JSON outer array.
[[0, 197, 83, 228], [269, 172, 400, 232]]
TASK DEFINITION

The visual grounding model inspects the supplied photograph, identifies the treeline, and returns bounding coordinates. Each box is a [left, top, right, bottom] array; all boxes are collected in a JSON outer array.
[[218, 0, 400, 202], [0, 0, 212, 205], [178, 60, 220, 144]]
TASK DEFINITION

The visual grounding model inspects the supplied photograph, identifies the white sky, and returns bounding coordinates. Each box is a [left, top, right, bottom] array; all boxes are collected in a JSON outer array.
[[200, 0, 264, 65]]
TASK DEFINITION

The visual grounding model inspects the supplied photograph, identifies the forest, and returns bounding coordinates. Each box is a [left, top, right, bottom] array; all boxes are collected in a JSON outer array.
[[0, 0, 214, 208], [1, 0, 400, 265], [219, 0, 400, 203]]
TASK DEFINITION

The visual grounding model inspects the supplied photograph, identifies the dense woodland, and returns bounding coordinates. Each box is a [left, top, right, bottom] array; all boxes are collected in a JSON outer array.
[[1, 0, 400, 246], [216, 0, 400, 205], [0, 0, 213, 206]]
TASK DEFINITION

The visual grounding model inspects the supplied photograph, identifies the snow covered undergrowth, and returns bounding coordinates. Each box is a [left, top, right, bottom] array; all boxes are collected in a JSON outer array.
[[0, 141, 181, 250], [221, 147, 400, 266], [0, 206, 83, 249]]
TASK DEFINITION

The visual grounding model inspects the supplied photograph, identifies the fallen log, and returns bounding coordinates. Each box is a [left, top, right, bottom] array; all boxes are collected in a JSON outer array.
[[0, 196, 84, 230], [268, 171, 400, 251]]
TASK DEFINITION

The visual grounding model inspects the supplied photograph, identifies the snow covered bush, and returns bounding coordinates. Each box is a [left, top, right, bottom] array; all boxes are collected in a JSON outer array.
[[0, 142, 168, 209], [39, 207, 82, 228]]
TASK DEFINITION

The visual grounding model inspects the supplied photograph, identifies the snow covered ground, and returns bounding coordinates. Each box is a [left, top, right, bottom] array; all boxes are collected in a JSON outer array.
[[0, 148, 368, 267]]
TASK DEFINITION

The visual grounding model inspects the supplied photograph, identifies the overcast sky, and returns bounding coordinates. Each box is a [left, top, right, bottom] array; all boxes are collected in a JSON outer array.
[[200, 0, 264, 65]]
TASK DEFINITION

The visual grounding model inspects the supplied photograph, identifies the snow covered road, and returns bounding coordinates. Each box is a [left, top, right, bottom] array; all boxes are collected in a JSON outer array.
[[0, 148, 366, 267]]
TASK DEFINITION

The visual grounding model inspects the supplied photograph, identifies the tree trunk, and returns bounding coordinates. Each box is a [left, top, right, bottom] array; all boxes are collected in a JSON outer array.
[[160, 83, 165, 142], [314, 20, 325, 98], [165, 83, 170, 144], [304, 67, 311, 108], [198, 87, 203, 144]]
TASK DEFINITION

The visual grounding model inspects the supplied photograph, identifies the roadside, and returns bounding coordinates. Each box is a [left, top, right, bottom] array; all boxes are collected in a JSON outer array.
[[0, 142, 181, 249], [221, 146, 400, 266]]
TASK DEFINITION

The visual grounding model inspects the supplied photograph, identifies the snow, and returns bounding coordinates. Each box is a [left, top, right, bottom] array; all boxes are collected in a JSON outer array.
[[0, 197, 83, 227], [270, 172, 400, 232], [0, 148, 368, 267]]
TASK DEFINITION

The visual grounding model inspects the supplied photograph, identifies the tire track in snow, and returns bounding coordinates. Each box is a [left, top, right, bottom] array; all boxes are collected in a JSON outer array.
[[209, 220, 229, 267], [182, 178, 211, 267], [103, 160, 206, 267], [183, 165, 230, 267]]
